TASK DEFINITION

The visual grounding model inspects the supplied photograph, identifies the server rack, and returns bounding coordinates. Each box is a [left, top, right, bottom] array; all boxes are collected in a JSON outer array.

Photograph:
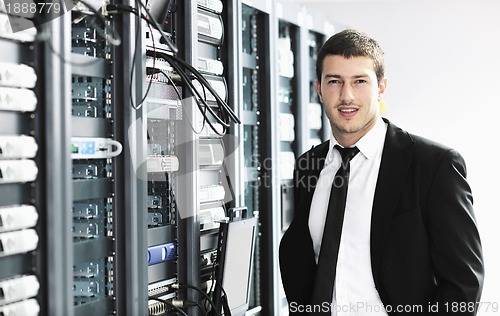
[[178, 1, 249, 315], [0, 0, 333, 315], [67, 0, 148, 313], [195, 0, 229, 307], [273, 2, 335, 315], [141, 0, 182, 314], [237, 0, 273, 314], [1, 1, 146, 314], [68, 1, 147, 312], [0, 10, 45, 316], [273, 1, 305, 314]]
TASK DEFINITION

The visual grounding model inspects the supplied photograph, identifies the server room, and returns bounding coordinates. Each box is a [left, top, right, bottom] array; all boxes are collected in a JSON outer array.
[[0, 0, 498, 315]]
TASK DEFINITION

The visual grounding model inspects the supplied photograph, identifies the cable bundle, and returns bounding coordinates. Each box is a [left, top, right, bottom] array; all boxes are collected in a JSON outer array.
[[147, 49, 240, 136], [109, 0, 240, 135]]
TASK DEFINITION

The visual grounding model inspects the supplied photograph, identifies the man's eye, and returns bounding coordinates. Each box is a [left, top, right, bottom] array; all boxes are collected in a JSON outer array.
[[355, 79, 367, 84]]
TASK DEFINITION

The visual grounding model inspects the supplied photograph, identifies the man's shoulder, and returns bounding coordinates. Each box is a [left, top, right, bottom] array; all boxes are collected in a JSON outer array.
[[384, 118, 462, 166], [298, 141, 330, 160], [385, 118, 453, 154], [295, 141, 330, 173]]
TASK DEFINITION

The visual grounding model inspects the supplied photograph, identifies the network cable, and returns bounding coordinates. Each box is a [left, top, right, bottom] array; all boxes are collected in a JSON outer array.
[[148, 297, 189, 316], [148, 50, 240, 136], [107, 2, 241, 135], [133, 0, 177, 53], [172, 283, 221, 316], [156, 69, 206, 135]]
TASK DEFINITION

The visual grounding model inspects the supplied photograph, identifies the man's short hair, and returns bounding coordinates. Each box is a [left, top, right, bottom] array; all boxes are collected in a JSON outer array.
[[316, 29, 385, 84]]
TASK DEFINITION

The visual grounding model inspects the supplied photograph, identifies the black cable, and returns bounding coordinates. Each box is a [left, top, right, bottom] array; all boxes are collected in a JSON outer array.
[[148, 297, 189, 316], [134, 0, 177, 53], [156, 70, 182, 98], [174, 284, 221, 316], [221, 287, 229, 302], [136, 22, 156, 107], [197, 83, 216, 135], [158, 53, 225, 129], [158, 53, 221, 123], [181, 299, 207, 316], [124, 4, 143, 111], [172, 298, 207, 315], [166, 53, 239, 124], [109, 3, 174, 110], [173, 55, 237, 123], [111, 3, 240, 132], [220, 287, 232, 316], [147, 50, 239, 135], [191, 300, 207, 315], [156, 69, 205, 135], [207, 260, 217, 312], [115, 3, 154, 110], [127, 4, 141, 110], [147, 277, 207, 314]]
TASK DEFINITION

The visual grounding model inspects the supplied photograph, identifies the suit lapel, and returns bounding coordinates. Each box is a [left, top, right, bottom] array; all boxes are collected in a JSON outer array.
[[295, 141, 330, 222], [279, 142, 329, 304], [371, 119, 415, 283]]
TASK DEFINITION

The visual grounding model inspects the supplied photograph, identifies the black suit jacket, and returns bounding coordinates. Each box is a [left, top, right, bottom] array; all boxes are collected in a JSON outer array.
[[279, 118, 484, 315]]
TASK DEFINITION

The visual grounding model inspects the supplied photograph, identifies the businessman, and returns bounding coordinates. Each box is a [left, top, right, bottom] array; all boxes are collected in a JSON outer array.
[[279, 29, 484, 315]]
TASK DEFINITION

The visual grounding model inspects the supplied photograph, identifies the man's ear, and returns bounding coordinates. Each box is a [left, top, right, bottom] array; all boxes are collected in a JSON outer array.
[[378, 77, 387, 99], [315, 79, 323, 103]]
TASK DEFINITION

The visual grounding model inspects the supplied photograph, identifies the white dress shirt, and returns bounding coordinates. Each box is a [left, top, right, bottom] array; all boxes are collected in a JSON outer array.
[[308, 117, 388, 316]]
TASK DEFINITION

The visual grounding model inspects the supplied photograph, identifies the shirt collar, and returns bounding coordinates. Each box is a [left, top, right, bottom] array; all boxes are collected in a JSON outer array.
[[325, 116, 387, 165]]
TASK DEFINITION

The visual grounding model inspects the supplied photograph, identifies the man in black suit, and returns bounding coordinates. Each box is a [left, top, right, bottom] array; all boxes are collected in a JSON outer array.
[[279, 29, 484, 315]]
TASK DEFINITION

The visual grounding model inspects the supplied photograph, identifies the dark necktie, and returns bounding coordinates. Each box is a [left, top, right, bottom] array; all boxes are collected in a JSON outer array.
[[310, 145, 360, 314]]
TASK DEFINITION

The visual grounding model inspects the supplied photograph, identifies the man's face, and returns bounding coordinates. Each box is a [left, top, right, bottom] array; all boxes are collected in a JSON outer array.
[[316, 55, 387, 143]]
